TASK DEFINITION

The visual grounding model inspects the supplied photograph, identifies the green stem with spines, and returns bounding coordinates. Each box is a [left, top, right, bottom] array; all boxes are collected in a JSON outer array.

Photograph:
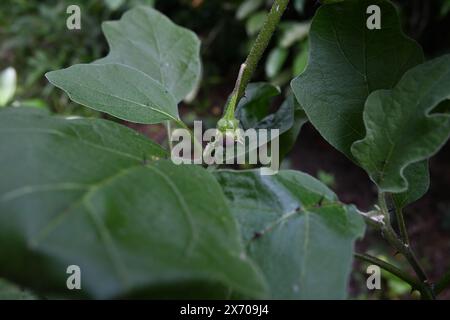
[[222, 0, 290, 122]]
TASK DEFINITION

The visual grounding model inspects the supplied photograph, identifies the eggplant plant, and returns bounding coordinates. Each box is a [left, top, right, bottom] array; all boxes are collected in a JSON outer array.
[[0, 0, 449, 299]]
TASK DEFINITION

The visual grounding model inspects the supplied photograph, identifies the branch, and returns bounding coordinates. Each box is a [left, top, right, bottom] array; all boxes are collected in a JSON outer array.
[[395, 206, 410, 246], [223, 0, 290, 120], [378, 193, 435, 299]]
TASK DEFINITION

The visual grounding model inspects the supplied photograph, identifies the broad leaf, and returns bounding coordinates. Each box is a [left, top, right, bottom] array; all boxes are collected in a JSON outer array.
[[291, 0, 423, 160], [46, 64, 179, 124], [95, 6, 201, 102], [0, 108, 266, 299], [215, 170, 365, 299], [351, 54, 450, 194]]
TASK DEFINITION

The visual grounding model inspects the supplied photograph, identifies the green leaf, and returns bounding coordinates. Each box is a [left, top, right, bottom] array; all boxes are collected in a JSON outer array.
[[215, 169, 365, 299], [95, 6, 201, 102], [265, 47, 288, 79], [235, 82, 281, 130], [351, 54, 450, 195], [0, 67, 16, 107], [104, 0, 125, 11], [0, 108, 266, 299], [236, 0, 264, 20], [293, 41, 309, 76], [232, 85, 306, 163], [246, 11, 267, 36], [279, 22, 309, 48], [392, 161, 430, 209], [291, 0, 423, 160], [46, 64, 179, 124]]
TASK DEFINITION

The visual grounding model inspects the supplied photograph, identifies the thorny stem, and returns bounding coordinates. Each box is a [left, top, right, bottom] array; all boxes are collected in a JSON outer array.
[[222, 0, 290, 120]]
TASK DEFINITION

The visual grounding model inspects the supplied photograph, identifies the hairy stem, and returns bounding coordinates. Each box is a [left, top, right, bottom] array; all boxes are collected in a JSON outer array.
[[378, 193, 435, 299], [223, 0, 290, 120], [395, 206, 410, 246]]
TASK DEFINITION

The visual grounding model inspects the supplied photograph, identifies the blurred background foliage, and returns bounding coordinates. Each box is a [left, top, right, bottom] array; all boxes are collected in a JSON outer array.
[[1, 0, 450, 300], [2, 0, 449, 116]]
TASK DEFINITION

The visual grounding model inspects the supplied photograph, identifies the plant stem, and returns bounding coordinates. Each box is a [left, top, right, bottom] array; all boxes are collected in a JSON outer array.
[[395, 206, 410, 246], [435, 269, 450, 295], [354, 253, 422, 290], [378, 193, 435, 299], [223, 0, 290, 120]]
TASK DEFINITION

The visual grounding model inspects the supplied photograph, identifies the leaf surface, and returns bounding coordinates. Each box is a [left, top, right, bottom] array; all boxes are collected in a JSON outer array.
[[291, 0, 423, 160], [215, 169, 365, 299], [351, 55, 450, 194], [95, 6, 201, 102], [46, 64, 179, 124], [0, 109, 266, 299]]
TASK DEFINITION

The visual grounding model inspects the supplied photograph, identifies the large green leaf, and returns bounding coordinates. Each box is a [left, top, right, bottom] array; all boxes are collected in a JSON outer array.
[[46, 64, 179, 124], [291, 0, 423, 160], [0, 108, 266, 299], [95, 6, 201, 102], [351, 55, 450, 194], [215, 169, 365, 299]]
